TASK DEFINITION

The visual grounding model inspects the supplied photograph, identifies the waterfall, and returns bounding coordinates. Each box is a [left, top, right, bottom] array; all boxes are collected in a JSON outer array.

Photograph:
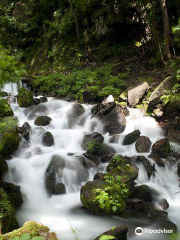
[[4, 85, 180, 240]]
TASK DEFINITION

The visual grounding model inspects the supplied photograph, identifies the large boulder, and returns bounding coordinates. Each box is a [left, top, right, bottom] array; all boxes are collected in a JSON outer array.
[[45, 155, 65, 195], [128, 81, 149, 107], [93, 102, 126, 135], [82, 132, 104, 150], [81, 155, 138, 214], [0, 99, 13, 118], [67, 103, 85, 128], [158, 198, 169, 210], [17, 88, 33, 107], [130, 185, 153, 202], [135, 136, 151, 153], [0, 117, 20, 157], [151, 138, 171, 158], [94, 225, 128, 240], [122, 130, 141, 145], [34, 116, 52, 126], [42, 131, 54, 147], [149, 76, 176, 107], [1, 221, 58, 240]]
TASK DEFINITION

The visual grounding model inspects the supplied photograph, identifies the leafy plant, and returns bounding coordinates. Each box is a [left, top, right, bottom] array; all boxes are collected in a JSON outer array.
[[9, 234, 45, 240], [99, 235, 116, 240]]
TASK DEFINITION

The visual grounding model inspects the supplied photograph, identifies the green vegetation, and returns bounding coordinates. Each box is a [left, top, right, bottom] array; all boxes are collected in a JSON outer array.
[[0, 116, 20, 157], [0, 99, 13, 118], [17, 88, 33, 107], [31, 65, 127, 99], [0, 188, 19, 234], [0, 45, 24, 89], [9, 235, 45, 240]]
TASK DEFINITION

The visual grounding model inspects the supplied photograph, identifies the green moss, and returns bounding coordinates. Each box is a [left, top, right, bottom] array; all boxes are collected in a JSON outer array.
[[0, 99, 13, 119], [0, 154, 8, 174], [1, 221, 58, 240], [86, 140, 105, 156], [17, 88, 33, 107], [0, 117, 20, 157], [0, 188, 19, 234]]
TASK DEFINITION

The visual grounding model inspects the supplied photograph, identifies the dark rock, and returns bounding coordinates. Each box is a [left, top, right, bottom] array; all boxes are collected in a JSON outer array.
[[103, 105, 126, 134], [177, 163, 180, 177], [128, 81, 149, 107], [0, 155, 8, 175], [136, 156, 153, 179], [159, 198, 169, 210], [34, 116, 52, 126], [42, 132, 54, 147], [67, 103, 85, 127], [82, 132, 104, 150], [21, 130, 30, 141], [130, 185, 153, 202], [152, 138, 171, 158], [22, 122, 31, 131], [148, 154, 165, 167], [101, 102, 116, 115], [55, 183, 66, 195], [45, 155, 65, 195], [135, 136, 151, 153], [94, 225, 128, 240], [33, 98, 40, 105], [122, 130, 141, 145], [126, 198, 155, 212], [83, 90, 96, 102], [39, 96, 48, 103], [93, 172, 104, 180]]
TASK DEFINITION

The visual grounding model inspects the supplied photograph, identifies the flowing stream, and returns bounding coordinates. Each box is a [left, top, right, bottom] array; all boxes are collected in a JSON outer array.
[[3, 84, 180, 240]]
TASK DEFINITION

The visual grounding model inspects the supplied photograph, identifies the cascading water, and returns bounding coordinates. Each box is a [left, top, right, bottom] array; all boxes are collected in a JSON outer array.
[[3, 84, 180, 240]]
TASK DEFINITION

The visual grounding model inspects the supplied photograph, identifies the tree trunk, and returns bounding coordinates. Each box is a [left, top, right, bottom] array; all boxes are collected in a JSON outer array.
[[159, 0, 171, 60], [68, 0, 80, 43]]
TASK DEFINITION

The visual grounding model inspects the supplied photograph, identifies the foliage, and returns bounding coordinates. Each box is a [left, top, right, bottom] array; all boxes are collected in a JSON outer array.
[[172, 18, 180, 49], [99, 235, 116, 240], [86, 140, 104, 156], [94, 173, 129, 213], [0, 99, 13, 118], [0, 46, 24, 89], [17, 88, 33, 107], [32, 64, 127, 99]]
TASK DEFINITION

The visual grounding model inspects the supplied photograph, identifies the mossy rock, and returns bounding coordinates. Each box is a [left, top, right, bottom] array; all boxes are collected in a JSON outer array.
[[17, 88, 33, 107], [0, 99, 13, 119], [0, 117, 20, 157], [81, 179, 126, 214], [0, 188, 19, 234], [1, 221, 58, 240], [0, 155, 8, 175], [81, 155, 138, 215]]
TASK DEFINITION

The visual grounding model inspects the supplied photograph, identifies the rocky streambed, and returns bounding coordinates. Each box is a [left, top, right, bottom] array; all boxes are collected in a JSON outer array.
[[0, 80, 180, 240]]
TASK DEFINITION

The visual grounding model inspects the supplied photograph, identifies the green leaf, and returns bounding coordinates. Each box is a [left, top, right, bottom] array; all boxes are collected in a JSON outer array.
[[20, 233, 31, 240], [112, 206, 117, 212], [31, 237, 45, 240], [99, 235, 116, 240]]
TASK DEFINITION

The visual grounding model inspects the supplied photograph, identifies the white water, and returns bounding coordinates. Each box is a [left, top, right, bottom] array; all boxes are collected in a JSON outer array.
[[3, 84, 180, 240]]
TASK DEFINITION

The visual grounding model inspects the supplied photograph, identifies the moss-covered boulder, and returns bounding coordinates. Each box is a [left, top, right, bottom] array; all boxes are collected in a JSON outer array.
[[80, 155, 138, 215], [1, 221, 58, 240], [0, 99, 13, 119], [17, 88, 33, 107], [0, 155, 8, 180], [0, 117, 20, 157], [0, 188, 19, 234]]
